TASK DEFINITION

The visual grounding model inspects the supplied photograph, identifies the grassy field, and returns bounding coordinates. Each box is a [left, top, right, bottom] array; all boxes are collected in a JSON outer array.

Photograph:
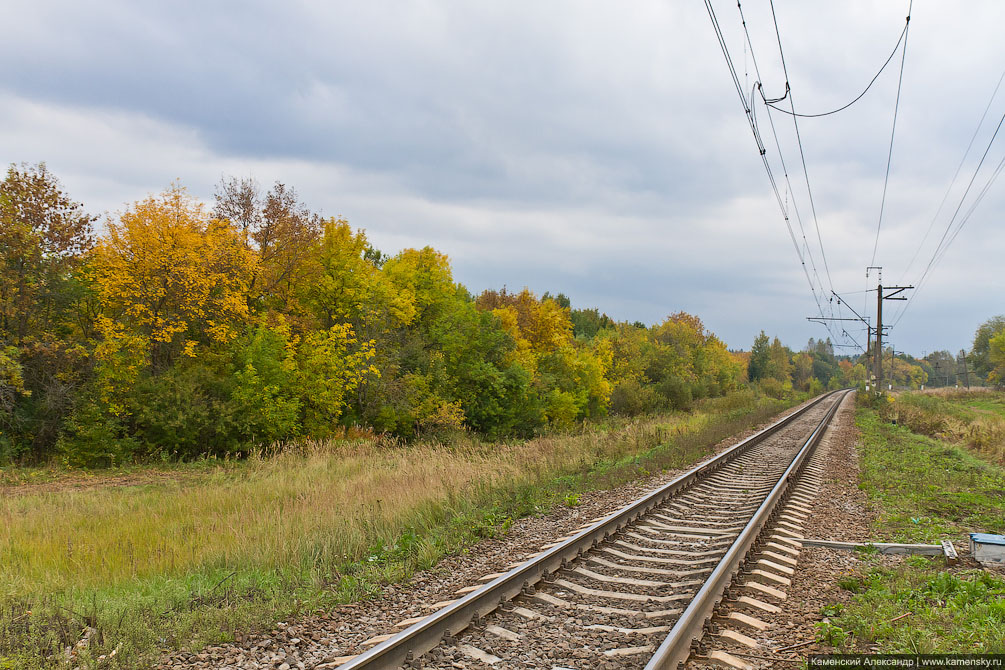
[[822, 390, 1005, 652], [1, 390, 792, 669]]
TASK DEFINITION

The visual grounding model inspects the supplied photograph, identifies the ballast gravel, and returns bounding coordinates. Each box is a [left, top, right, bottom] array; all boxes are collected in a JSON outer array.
[[686, 393, 881, 670], [157, 400, 821, 670]]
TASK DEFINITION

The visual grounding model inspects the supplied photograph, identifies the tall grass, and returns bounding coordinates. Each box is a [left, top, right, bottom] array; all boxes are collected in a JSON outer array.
[[0, 390, 788, 669], [883, 390, 1005, 464]]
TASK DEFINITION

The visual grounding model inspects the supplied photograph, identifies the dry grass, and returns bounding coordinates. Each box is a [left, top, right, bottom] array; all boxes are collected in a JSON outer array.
[[884, 389, 1005, 464], [0, 391, 787, 668], [0, 411, 719, 597]]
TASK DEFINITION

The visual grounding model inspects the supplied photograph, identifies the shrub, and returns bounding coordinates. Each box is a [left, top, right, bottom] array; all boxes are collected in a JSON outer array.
[[656, 376, 693, 411], [609, 379, 662, 416], [758, 377, 787, 400], [127, 362, 236, 458], [57, 396, 137, 467]]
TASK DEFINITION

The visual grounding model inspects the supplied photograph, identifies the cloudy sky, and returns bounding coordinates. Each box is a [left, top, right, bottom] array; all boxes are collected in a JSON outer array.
[[3, 1, 1002, 355]]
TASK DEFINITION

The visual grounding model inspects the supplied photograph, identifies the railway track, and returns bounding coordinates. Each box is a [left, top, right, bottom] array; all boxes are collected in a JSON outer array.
[[334, 390, 850, 670]]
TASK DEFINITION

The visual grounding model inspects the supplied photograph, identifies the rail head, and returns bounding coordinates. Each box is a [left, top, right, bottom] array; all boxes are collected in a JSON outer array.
[[336, 390, 842, 670], [643, 388, 850, 670]]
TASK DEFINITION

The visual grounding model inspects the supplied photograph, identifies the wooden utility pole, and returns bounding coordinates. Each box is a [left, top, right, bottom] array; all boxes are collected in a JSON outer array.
[[959, 350, 971, 389]]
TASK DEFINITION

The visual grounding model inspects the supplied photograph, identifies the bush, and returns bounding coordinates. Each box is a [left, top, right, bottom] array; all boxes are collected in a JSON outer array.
[[609, 379, 662, 416], [57, 397, 137, 467], [127, 362, 236, 458], [758, 377, 787, 400], [656, 376, 693, 411]]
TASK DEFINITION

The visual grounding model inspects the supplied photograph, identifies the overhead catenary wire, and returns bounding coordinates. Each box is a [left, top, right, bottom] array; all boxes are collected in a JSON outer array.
[[898, 67, 1005, 281], [870, 1, 913, 266], [763, 19, 910, 119], [709, 0, 856, 348], [731, 0, 872, 351], [892, 147, 1005, 328], [746, 49, 831, 316], [768, 0, 836, 297], [704, 0, 837, 336]]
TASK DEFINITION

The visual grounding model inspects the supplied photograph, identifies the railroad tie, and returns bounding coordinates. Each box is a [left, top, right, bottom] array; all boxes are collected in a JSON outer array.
[[705, 649, 755, 670], [484, 625, 521, 642], [756, 558, 795, 576], [477, 572, 506, 582], [360, 633, 393, 648], [765, 541, 800, 557], [584, 623, 672, 635], [742, 580, 787, 600], [511, 606, 545, 619], [724, 611, 771, 632], [426, 599, 457, 609], [718, 628, 760, 649], [393, 615, 427, 629], [749, 568, 791, 587], [603, 645, 656, 658], [553, 578, 691, 603], [761, 550, 798, 567], [456, 644, 501, 665], [736, 595, 782, 614]]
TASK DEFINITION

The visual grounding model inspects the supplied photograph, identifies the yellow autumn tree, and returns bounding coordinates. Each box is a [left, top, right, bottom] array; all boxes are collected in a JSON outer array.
[[92, 185, 257, 372], [475, 288, 573, 374], [382, 246, 455, 324], [307, 218, 413, 330]]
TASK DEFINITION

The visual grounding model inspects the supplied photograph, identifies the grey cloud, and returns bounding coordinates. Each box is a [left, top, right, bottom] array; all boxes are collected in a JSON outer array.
[[2, 0, 1004, 354]]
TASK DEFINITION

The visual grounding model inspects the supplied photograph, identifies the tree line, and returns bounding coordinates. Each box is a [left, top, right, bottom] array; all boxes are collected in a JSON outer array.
[[6, 163, 999, 467], [743, 321, 1005, 394], [0, 164, 748, 466]]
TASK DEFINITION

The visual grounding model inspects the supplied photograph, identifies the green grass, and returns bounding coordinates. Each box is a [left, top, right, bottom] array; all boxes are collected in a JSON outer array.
[[856, 409, 1005, 543], [1, 390, 792, 669], [823, 391, 1005, 652], [820, 556, 1005, 653]]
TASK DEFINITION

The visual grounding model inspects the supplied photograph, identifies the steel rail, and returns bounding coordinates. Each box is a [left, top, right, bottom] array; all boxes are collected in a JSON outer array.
[[644, 388, 851, 670], [336, 391, 842, 670]]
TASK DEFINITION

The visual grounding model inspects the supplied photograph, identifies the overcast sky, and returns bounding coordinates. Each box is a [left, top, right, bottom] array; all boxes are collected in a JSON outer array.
[[2, 1, 1002, 355]]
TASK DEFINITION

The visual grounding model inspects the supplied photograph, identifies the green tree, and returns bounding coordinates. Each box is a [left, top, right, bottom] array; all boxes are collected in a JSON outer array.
[[0, 163, 95, 460], [972, 316, 1005, 382], [988, 331, 1005, 387], [748, 331, 770, 382], [765, 337, 793, 384]]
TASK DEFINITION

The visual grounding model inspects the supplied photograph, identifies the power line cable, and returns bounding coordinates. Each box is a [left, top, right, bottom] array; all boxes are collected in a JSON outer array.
[[899, 67, 1005, 281], [917, 107, 1004, 283], [763, 20, 910, 118], [890, 105, 1005, 327], [730, 1, 839, 334], [892, 155, 1005, 330], [735, 0, 859, 348], [768, 0, 836, 296], [870, 1, 913, 266], [917, 152, 1005, 289]]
